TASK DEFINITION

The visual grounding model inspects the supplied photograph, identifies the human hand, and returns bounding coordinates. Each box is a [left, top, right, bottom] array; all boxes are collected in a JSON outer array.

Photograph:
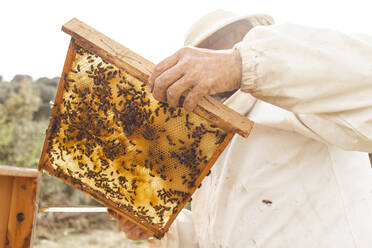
[[148, 47, 242, 111], [108, 209, 153, 241]]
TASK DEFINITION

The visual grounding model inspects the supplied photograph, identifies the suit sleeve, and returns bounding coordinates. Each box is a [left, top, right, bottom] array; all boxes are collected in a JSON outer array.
[[146, 209, 199, 248], [234, 23, 372, 152]]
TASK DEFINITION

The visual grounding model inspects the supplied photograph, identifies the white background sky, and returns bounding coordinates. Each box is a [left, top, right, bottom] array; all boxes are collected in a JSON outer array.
[[1, 0, 372, 81]]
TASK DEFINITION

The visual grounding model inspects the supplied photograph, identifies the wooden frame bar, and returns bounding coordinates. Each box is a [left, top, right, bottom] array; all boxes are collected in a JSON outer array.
[[61, 18, 254, 137]]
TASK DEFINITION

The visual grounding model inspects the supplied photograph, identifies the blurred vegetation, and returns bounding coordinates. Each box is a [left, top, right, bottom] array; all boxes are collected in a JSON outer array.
[[0, 75, 47, 168]]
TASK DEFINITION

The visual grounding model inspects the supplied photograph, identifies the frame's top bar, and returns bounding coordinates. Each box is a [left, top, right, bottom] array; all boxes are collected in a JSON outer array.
[[61, 18, 253, 137]]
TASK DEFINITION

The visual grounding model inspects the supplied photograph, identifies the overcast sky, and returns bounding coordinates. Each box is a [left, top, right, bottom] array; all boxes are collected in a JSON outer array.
[[1, 0, 372, 81]]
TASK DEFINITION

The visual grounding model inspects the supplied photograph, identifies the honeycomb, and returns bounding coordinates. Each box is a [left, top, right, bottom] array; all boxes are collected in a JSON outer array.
[[40, 41, 233, 238]]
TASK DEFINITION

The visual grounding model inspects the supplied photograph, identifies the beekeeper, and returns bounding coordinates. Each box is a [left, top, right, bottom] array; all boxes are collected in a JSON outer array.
[[111, 10, 372, 247]]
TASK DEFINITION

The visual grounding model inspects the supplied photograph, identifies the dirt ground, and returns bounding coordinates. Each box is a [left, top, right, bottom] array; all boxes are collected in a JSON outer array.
[[33, 229, 146, 248], [33, 210, 148, 248]]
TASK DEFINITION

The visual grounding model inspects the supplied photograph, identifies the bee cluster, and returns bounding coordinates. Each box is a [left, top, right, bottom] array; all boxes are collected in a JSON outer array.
[[45, 43, 227, 230]]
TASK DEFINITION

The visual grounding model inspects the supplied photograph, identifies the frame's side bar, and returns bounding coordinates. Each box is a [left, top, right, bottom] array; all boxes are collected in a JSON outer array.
[[38, 38, 77, 171], [61, 18, 254, 138]]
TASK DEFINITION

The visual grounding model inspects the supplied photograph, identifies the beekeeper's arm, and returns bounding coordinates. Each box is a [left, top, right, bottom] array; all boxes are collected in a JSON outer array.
[[149, 23, 372, 152], [234, 23, 372, 152], [147, 209, 199, 248]]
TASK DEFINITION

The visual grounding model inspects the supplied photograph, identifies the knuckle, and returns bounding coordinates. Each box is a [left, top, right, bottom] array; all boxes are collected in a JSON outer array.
[[185, 89, 203, 110], [191, 91, 200, 101], [200, 84, 209, 94], [182, 46, 192, 53], [178, 47, 187, 54], [205, 78, 215, 86], [158, 73, 169, 84], [181, 56, 192, 66], [167, 87, 175, 98], [188, 70, 199, 79], [178, 46, 192, 58], [153, 78, 164, 92], [154, 77, 162, 87], [193, 92, 201, 99], [153, 65, 162, 75]]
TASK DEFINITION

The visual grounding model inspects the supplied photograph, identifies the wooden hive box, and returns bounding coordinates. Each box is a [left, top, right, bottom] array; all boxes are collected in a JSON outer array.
[[38, 18, 253, 238], [0, 165, 40, 248]]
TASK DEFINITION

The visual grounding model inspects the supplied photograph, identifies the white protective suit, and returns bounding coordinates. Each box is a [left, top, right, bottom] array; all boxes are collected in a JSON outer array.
[[147, 23, 372, 248]]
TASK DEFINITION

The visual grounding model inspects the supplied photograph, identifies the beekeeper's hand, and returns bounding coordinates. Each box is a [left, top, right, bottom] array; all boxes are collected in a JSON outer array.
[[108, 209, 153, 241], [148, 47, 242, 111]]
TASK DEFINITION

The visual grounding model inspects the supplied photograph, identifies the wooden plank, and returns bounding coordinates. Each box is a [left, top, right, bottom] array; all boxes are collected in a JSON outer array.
[[193, 97, 253, 137], [0, 165, 39, 178], [38, 38, 77, 170], [6, 176, 39, 248], [61, 18, 254, 137], [40, 206, 108, 213], [0, 176, 13, 248]]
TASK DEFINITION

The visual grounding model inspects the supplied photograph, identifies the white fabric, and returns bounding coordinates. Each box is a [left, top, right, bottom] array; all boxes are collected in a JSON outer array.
[[147, 23, 372, 248], [184, 9, 274, 47], [147, 210, 197, 248]]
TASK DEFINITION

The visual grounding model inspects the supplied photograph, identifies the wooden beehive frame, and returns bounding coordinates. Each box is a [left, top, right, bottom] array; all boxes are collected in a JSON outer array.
[[38, 18, 253, 238]]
